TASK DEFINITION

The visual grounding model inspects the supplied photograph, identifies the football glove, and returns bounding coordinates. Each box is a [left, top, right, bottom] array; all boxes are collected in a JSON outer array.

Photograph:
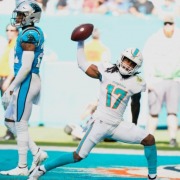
[[1, 90, 12, 110]]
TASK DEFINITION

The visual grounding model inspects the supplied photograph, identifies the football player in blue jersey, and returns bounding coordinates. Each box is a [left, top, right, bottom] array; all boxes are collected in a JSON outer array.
[[0, 1, 47, 176], [28, 41, 158, 180]]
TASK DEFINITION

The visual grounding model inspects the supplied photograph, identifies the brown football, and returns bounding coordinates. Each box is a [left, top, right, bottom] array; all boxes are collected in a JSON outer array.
[[71, 23, 94, 41]]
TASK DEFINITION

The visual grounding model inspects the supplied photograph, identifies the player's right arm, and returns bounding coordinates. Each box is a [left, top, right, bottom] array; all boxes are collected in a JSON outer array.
[[77, 41, 101, 79], [8, 43, 35, 93]]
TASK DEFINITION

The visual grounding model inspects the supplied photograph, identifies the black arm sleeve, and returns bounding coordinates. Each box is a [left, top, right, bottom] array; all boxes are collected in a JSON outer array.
[[131, 92, 141, 125]]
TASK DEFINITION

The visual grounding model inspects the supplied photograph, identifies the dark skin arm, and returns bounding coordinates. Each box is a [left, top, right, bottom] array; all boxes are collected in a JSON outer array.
[[131, 92, 141, 125], [21, 42, 35, 51], [85, 64, 101, 79]]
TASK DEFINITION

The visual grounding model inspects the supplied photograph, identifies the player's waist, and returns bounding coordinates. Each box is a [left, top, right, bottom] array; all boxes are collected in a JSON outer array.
[[93, 110, 123, 125], [31, 69, 39, 74], [93, 116, 123, 126], [14, 68, 39, 76]]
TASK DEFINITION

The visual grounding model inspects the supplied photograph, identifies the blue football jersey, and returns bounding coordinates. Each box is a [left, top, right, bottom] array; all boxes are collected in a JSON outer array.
[[14, 26, 44, 76]]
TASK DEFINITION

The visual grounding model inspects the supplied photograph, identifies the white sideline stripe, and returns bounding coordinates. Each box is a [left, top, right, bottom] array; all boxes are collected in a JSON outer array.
[[0, 144, 180, 156]]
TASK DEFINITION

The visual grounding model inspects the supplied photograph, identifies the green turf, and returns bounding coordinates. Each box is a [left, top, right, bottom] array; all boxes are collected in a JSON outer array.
[[0, 125, 179, 151]]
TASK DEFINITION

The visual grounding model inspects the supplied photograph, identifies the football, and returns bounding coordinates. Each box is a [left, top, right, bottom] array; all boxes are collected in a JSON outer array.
[[71, 23, 94, 41]]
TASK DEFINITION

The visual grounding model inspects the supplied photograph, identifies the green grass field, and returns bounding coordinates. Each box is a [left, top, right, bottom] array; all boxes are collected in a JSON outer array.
[[0, 125, 179, 151]]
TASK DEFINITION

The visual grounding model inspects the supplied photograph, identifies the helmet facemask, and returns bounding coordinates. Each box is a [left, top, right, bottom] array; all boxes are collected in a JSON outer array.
[[117, 48, 143, 76], [11, 11, 25, 28], [119, 56, 138, 75]]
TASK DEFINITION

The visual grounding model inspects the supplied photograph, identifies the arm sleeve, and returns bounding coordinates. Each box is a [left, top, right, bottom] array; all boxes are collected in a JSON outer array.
[[8, 51, 34, 91], [131, 92, 141, 125], [77, 41, 90, 72]]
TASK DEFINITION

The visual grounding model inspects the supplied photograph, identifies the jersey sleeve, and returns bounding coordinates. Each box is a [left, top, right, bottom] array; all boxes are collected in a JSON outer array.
[[136, 76, 146, 92], [97, 63, 109, 82], [21, 29, 40, 47], [131, 75, 146, 94], [97, 63, 104, 73], [97, 62, 115, 82]]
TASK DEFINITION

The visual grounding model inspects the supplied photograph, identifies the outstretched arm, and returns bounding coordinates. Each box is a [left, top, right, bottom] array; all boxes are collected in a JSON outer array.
[[77, 41, 101, 79], [131, 92, 141, 125], [8, 43, 35, 93]]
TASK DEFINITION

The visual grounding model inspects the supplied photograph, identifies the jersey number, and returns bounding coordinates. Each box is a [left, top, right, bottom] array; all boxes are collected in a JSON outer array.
[[106, 84, 127, 109]]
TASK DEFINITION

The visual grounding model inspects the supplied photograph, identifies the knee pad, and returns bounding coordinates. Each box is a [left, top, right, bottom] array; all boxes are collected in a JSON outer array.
[[15, 120, 28, 133]]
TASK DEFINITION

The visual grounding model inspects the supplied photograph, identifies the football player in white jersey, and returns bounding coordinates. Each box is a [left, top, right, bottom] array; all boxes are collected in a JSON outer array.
[[0, 1, 47, 176], [28, 42, 158, 180], [143, 15, 180, 147]]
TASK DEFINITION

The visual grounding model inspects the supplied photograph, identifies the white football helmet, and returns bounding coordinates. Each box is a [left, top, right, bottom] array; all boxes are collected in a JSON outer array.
[[11, 1, 42, 28], [117, 48, 143, 75]]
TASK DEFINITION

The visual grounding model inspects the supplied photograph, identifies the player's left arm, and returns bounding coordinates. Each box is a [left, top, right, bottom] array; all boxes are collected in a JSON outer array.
[[8, 42, 35, 94], [131, 92, 141, 125]]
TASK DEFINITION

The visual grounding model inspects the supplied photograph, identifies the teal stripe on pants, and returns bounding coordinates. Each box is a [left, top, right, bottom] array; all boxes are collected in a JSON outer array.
[[17, 74, 32, 122]]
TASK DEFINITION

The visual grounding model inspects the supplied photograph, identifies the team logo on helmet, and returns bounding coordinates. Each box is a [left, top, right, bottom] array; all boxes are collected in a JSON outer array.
[[131, 48, 139, 58], [30, 3, 41, 12]]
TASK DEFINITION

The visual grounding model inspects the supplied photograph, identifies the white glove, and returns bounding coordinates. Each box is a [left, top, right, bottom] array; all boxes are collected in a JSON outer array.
[[1, 89, 12, 110]]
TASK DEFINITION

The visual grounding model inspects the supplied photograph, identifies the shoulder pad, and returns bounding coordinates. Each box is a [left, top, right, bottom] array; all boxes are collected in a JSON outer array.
[[21, 28, 40, 46], [136, 75, 144, 83], [136, 75, 146, 92]]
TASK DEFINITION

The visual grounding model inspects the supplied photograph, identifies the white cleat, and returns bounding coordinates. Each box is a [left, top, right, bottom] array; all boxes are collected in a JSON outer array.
[[29, 148, 48, 174], [0, 166, 29, 176], [28, 166, 45, 180]]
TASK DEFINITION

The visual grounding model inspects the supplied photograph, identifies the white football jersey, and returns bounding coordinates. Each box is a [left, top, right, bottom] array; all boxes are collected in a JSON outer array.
[[92, 63, 146, 125]]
